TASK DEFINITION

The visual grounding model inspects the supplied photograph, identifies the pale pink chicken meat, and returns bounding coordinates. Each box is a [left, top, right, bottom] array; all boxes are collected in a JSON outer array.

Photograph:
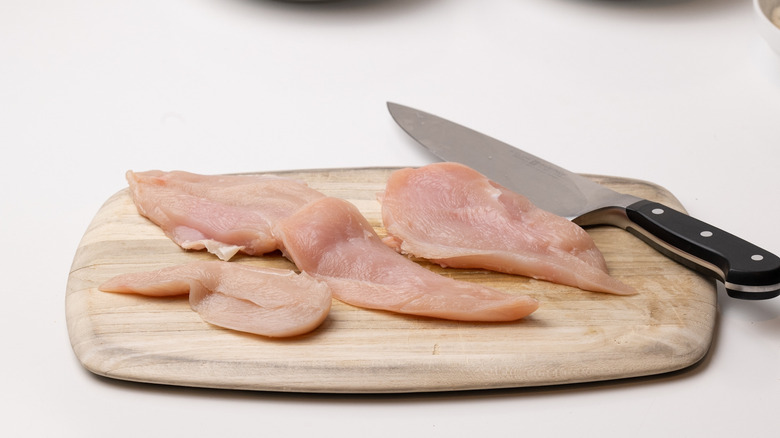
[[99, 261, 332, 337], [126, 170, 325, 260], [275, 197, 539, 321], [379, 162, 635, 295]]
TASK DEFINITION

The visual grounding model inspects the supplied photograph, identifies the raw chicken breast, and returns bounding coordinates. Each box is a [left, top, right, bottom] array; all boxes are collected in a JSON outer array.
[[379, 162, 635, 295], [99, 261, 332, 337], [126, 170, 325, 260], [275, 197, 538, 321]]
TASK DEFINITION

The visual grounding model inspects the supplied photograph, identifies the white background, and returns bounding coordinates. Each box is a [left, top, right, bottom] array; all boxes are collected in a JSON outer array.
[[2, 0, 779, 436]]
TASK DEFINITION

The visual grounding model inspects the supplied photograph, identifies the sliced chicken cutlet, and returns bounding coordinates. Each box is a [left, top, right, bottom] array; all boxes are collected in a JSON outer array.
[[99, 261, 332, 337], [126, 170, 325, 260], [379, 162, 635, 295]]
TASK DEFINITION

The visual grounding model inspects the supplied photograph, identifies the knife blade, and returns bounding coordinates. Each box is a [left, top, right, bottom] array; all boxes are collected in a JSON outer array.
[[387, 102, 780, 300]]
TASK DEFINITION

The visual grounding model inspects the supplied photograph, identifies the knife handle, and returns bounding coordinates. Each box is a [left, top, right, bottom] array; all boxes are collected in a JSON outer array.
[[624, 200, 780, 300]]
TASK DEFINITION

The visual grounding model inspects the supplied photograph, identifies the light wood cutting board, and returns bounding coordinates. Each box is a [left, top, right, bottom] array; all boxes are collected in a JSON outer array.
[[65, 168, 716, 393]]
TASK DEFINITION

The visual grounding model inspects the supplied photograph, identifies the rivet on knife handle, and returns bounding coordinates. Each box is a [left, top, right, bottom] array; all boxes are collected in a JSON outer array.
[[624, 200, 780, 300]]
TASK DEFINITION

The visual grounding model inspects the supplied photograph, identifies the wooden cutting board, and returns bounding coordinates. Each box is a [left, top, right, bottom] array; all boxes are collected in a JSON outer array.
[[65, 168, 716, 393]]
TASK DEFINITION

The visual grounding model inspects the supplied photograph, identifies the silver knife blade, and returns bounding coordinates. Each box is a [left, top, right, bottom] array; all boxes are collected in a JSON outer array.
[[386, 101, 780, 300], [387, 102, 639, 225], [386, 102, 641, 224]]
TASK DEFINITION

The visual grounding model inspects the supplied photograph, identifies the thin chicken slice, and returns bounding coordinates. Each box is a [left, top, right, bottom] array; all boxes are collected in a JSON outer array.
[[126, 170, 325, 260], [275, 197, 538, 322], [379, 162, 635, 295], [99, 261, 332, 337]]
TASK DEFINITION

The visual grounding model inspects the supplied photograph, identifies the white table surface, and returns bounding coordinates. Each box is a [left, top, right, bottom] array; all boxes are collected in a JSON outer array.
[[2, 0, 779, 436]]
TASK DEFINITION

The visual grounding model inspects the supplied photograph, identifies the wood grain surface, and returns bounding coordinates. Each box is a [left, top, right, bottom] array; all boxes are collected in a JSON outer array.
[[65, 168, 717, 393]]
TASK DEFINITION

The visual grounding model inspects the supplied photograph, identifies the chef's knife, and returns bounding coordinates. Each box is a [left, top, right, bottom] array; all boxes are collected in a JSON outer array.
[[387, 102, 780, 300]]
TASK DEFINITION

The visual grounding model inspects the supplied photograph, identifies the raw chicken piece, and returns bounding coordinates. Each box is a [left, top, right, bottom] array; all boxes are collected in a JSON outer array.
[[275, 197, 538, 321], [99, 261, 332, 337], [126, 170, 325, 260], [379, 162, 635, 295]]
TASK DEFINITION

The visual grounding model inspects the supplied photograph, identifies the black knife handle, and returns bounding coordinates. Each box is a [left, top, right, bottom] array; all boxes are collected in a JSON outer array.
[[625, 200, 780, 300]]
